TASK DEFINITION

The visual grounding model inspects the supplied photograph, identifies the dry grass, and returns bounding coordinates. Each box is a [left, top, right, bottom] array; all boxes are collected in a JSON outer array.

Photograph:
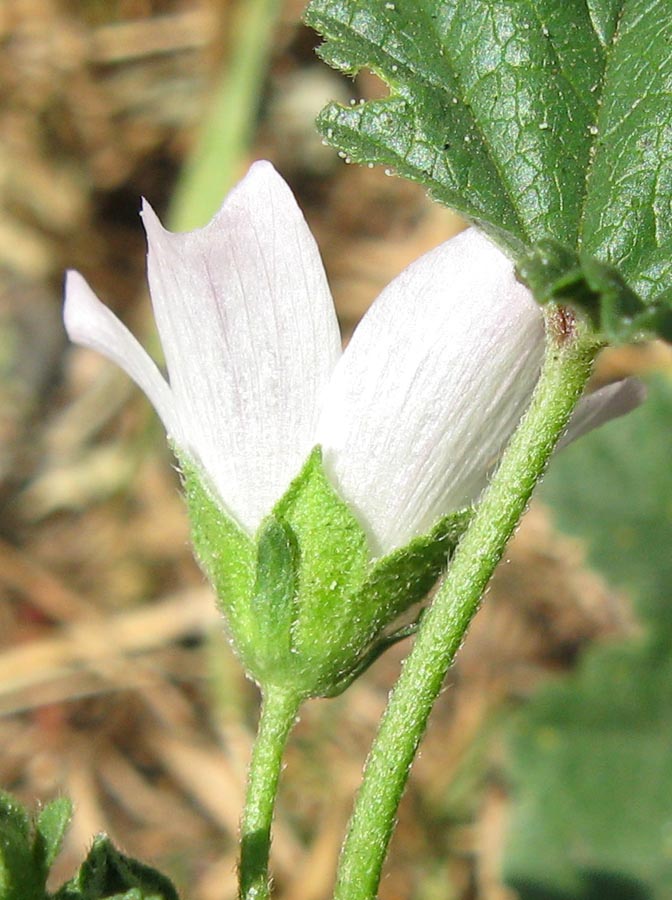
[[0, 2, 645, 897]]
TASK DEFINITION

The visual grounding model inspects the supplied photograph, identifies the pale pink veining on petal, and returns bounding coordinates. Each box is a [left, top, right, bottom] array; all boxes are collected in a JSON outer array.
[[63, 161, 644, 554], [315, 229, 546, 552]]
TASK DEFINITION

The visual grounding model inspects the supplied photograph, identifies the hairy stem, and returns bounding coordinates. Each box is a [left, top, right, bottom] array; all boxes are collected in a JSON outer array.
[[239, 688, 300, 900], [334, 326, 598, 900]]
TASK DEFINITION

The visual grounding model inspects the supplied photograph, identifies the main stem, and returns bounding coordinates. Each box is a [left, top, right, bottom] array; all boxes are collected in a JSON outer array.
[[334, 327, 598, 900], [239, 687, 300, 900]]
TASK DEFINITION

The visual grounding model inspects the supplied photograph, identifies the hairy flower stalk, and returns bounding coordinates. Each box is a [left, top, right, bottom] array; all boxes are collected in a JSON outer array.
[[63, 161, 643, 900]]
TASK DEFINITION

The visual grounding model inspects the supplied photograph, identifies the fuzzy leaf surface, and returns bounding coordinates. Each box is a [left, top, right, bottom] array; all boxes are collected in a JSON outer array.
[[0, 795, 41, 900], [35, 798, 72, 876], [305, 0, 672, 340]]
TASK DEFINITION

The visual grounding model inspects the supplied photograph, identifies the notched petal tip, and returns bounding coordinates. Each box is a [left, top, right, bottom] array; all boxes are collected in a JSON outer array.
[[139, 197, 172, 255], [212, 159, 306, 231], [139, 195, 161, 227], [139, 161, 292, 247], [138, 159, 340, 535]]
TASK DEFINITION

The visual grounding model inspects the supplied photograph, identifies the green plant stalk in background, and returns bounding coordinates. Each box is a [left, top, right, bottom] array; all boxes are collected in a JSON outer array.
[[332, 315, 599, 900], [169, 0, 282, 230]]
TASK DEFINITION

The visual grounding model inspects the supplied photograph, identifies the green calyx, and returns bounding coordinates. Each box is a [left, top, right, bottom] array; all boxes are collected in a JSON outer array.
[[180, 447, 471, 699]]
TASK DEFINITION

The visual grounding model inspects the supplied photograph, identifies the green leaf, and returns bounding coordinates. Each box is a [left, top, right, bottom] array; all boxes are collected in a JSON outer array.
[[540, 373, 672, 632], [305, 0, 672, 341], [53, 835, 179, 900], [35, 798, 72, 874], [0, 795, 176, 900], [0, 792, 30, 844], [581, 1, 672, 303], [518, 240, 672, 343], [0, 792, 47, 900]]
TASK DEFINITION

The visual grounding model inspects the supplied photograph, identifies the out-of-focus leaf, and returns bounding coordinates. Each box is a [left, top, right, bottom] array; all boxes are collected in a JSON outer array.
[[503, 375, 672, 898], [540, 373, 672, 631], [504, 641, 672, 899]]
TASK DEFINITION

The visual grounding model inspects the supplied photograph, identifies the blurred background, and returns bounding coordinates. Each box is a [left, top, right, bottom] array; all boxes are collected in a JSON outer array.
[[1, 1, 671, 898]]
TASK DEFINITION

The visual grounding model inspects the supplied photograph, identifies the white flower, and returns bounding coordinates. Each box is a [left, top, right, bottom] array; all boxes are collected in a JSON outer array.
[[64, 161, 643, 555]]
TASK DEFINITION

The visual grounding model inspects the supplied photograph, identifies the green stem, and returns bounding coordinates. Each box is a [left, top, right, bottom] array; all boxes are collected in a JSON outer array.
[[170, 0, 282, 231], [239, 688, 300, 900], [334, 326, 598, 900]]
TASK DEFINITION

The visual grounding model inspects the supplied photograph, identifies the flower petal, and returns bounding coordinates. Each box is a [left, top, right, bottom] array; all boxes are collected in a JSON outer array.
[[316, 228, 546, 554], [560, 376, 646, 448], [63, 270, 179, 437], [142, 161, 341, 533]]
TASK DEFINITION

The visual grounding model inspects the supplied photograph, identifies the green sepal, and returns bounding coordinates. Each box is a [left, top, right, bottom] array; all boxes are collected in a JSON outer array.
[[358, 507, 473, 636], [249, 519, 299, 667], [317, 507, 472, 697], [270, 447, 370, 660], [52, 835, 179, 900], [518, 239, 672, 344], [247, 449, 471, 697], [243, 446, 371, 695], [181, 447, 471, 698], [177, 451, 256, 638], [323, 612, 427, 698]]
